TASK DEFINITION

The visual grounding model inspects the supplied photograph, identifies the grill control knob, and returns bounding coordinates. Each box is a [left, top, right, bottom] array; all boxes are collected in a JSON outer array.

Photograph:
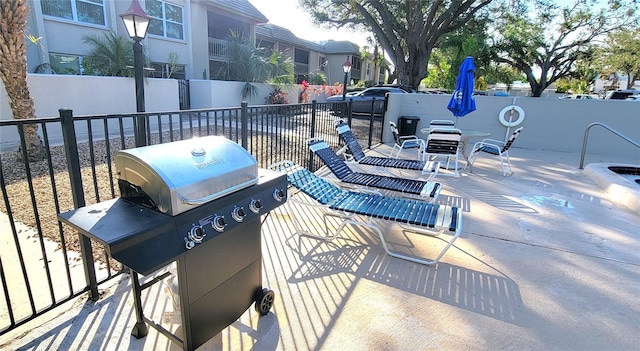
[[249, 199, 263, 214], [184, 237, 195, 250], [212, 215, 227, 232], [232, 206, 246, 222], [188, 226, 206, 243], [273, 188, 286, 202]]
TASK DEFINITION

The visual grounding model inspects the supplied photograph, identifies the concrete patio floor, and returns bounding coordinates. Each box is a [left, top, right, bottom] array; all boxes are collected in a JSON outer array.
[[1, 145, 639, 351]]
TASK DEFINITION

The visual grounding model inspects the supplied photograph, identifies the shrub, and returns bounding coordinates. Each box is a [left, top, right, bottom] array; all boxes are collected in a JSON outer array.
[[266, 88, 289, 104]]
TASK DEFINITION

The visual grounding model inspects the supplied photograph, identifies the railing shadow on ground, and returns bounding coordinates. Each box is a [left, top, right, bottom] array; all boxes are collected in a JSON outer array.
[[261, 203, 526, 351], [6, 277, 134, 351], [286, 229, 525, 324], [262, 196, 525, 350]]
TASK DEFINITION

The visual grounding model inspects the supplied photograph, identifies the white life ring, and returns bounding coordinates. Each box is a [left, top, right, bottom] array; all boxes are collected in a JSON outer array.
[[499, 105, 525, 127]]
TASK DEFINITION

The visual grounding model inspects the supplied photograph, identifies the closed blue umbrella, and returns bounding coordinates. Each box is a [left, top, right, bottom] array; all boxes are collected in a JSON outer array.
[[447, 56, 477, 125]]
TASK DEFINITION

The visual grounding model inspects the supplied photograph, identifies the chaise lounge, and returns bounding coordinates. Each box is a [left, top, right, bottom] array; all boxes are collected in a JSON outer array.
[[335, 121, 438, 175], [269, 160, 462, 266], [307, 138, 443, 202]]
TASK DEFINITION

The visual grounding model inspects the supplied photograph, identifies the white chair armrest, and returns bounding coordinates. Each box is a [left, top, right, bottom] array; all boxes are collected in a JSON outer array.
[[478, 138, 505, 146], [400, 139, 425, 149], [398, 135, 421, 142], [470, 140, 502, 155]]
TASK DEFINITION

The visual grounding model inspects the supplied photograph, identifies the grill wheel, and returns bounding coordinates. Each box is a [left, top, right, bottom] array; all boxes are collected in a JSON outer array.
[[255, 288, 275, 315]]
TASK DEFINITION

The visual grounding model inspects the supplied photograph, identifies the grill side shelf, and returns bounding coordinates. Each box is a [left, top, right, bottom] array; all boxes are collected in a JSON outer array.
[[58, 198, 183, 275]]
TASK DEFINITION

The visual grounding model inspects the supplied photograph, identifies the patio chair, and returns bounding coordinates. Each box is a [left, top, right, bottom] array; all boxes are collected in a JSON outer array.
[[268, 160, 462, 266], [424, 127, 462, 178], [307, 138, 442, 202], [429, 119, 455, 128], [334, 121, 437, 175], [468, 127, 523, 176], [389, 121, 425, 160]]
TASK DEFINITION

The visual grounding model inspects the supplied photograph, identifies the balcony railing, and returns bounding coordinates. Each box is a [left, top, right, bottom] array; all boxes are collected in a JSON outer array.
[[209, 38, 228, 62]]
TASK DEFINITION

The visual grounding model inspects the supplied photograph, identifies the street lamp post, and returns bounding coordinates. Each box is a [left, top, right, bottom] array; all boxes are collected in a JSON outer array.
[[120, 0, 152, 147], [342, 56, 352, 101]]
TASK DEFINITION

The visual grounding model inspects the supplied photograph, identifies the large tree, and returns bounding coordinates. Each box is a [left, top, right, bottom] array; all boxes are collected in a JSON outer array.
[[491, 0, 638, 97], [0, 0, 45, 160], [423, 15, 490, 90], [300, 0, 494, 89], [596, 27, 640, 90]]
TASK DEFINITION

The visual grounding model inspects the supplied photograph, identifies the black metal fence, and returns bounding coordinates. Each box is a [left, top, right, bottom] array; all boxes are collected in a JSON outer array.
[[0, 100, 383, 335]]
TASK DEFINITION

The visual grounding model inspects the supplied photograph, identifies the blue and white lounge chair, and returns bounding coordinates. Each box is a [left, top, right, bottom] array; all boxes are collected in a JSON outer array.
[[335, 121, 438, 175], [269, 160, 462, 266], [307, 138, 442, 202]]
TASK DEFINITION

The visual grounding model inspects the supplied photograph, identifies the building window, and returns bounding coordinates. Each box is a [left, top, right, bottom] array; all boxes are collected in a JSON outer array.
[[319, 57, 326, 71], [294, 49, 309, 65], [47, 53, 84, 75], [351, 56, 361, 70], [147, 0, 184, 40], [41, 0, 106, 26], [257, 40, 275, 56], [294, 48, 309, 77]]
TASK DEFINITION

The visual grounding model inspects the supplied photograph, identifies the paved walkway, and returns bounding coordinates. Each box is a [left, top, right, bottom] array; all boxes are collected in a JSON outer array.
[[1, 146, 639, 350]]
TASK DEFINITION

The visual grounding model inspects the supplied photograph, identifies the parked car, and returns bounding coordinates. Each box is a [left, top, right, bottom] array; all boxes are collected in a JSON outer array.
[[373, 84, 417, 93], [605, 89, 640, 100], [559, 94, 597, 100], [421, 89, 450, 94], [328, 86, 410, 115]]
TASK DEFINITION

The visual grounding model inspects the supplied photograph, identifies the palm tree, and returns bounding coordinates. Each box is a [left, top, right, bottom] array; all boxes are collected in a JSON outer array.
[[266, 50, 294, 85], [0, 0, 45, 160], [212, 31, 269, 99], [213, 31, 295, 99], [82, 32, 135, 77]]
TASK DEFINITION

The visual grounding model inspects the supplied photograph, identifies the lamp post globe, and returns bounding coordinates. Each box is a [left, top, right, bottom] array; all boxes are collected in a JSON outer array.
[[120, 0, 152, 147], [342, 56, 352, 101]]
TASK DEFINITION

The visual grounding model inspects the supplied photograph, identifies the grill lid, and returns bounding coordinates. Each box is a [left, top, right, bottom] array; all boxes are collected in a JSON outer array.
[[115, 136, 258, 216]]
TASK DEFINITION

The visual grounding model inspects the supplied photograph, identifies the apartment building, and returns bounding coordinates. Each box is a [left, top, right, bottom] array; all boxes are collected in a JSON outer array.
[[24, 0, 382, 85]]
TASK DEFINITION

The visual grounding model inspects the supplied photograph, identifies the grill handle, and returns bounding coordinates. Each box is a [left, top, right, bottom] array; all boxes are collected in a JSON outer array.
[[180, 180, 257, 205]]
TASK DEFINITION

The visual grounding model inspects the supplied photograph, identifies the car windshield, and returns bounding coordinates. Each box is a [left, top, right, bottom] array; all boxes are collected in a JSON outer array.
[[360, 89, 389, 97]]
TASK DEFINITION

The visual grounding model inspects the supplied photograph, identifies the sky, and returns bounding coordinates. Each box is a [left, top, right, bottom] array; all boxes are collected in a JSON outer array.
[[249, 0, 372, 47]]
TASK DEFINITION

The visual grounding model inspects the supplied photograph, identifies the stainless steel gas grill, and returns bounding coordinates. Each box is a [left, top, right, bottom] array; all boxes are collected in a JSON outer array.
[[58, 136, 288, 351]]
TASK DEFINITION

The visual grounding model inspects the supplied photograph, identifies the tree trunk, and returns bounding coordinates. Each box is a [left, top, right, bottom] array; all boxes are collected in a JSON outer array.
[[531, 85, 544, 97], [0, 0, 45, 161], [389, 32, 431, 90]]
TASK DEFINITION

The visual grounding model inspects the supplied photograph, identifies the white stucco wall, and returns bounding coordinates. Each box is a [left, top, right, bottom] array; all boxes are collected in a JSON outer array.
[[0, 74, 179, 149], [3, 74, 636, 160], [0, 74, 179, 119], [384, 93, 640, 160], [189, 80, 330, 109]]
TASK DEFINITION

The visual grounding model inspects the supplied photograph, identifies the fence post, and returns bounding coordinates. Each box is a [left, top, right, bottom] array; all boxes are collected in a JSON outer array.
[[59, 108, 99, 301], [368, 99, 376, 147], [308, 100, 317, 171], [241, 101, 248, 149]]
